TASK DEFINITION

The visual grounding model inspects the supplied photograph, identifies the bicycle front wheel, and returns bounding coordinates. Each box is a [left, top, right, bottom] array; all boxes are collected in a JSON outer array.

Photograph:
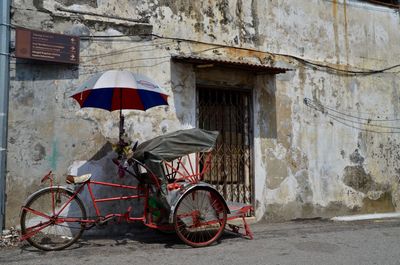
[[20, 187, 87, 251]]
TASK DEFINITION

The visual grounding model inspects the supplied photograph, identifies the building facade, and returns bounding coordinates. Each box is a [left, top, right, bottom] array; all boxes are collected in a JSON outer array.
[[2, 0, 400, 228]]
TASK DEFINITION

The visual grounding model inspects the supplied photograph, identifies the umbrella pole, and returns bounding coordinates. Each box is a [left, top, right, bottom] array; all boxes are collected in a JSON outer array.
[[119, 87, 125, 144], [118, 88, 127, 157], [117, 108, 127, 158], [119, 108, 124, 143]]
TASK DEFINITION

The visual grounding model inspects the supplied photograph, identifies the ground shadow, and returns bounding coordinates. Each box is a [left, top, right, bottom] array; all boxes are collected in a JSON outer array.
[[78, 224, 242, 250], [19, 222, 246, 252]]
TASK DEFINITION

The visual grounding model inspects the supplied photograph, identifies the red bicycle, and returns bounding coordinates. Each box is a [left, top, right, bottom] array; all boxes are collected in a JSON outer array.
[[20, 128, 253, 251]]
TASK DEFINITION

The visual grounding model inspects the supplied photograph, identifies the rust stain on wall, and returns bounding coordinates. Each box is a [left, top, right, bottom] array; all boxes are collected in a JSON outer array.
[[343, 0, 350, 64], [332, 0, 340, 64], [222, 46, 274, 64]]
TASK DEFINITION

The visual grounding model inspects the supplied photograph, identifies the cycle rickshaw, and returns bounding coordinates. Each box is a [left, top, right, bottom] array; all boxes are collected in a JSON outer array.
[[20, 128, 253, 250]]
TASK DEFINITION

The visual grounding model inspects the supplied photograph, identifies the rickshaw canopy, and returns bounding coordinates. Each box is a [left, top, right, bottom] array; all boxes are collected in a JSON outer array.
[[133, 128, 219, 163]]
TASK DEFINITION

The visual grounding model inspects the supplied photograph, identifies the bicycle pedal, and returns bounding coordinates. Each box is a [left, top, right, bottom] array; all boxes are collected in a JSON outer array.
[[228, 224, 241, 233], [97, 216, 114, 226]]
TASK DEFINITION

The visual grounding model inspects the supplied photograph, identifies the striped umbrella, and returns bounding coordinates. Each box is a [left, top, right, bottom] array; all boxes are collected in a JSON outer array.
[[71, 70, 169, 144]]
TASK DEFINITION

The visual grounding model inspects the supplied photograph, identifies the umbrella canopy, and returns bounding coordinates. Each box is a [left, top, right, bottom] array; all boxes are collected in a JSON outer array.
[[71, 70, 169, 152], [71, 70, 168, 111]]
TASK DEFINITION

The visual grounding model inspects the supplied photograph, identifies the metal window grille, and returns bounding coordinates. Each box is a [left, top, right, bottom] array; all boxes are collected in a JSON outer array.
[[197, 86, 253, 206]]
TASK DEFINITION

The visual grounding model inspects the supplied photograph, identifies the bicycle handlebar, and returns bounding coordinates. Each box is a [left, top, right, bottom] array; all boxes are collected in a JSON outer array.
[[41, 171, 53, 184]]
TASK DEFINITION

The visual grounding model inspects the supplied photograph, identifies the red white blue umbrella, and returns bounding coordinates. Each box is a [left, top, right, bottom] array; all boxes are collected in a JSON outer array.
[[71, 70, 169, 144], [71, 70, 168, 111]]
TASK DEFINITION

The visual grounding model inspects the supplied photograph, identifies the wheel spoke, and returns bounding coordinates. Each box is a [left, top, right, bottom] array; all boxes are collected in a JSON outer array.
[[21, 221, 52, 241], [22, 206, 51, 220]]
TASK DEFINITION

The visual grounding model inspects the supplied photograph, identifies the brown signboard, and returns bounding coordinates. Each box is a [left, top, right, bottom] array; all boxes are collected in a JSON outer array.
[[15, 28, 79, 64]]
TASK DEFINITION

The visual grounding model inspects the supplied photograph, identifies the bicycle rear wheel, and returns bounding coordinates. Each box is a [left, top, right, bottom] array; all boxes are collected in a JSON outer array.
[[173, 187, 227, 247], [20, 187, 87, 251]]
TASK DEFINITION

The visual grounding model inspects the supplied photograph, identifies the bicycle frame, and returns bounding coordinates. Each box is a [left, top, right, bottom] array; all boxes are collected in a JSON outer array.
[[20, 171, 171, 242], [77, 179, 149, 224]]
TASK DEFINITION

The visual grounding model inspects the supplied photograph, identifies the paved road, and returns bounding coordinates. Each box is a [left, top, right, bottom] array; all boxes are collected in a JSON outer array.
[[1, 219, 399, 265]]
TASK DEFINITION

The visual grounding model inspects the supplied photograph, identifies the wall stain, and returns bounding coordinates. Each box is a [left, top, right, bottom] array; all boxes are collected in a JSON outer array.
[[54, 0, 97, 8], [332, 0, 340, 64], [235, 0, 256, 44], [277, 95, 293, 149], [216, 0, 231, 25], [32, 143, 46, 162], [47, 140, 59, 170], [297, 64, 306, 92], [349, 149, 364, 165], [360, 192, 395, 213], [151, 0, 204, 24], [343, 165, 374, 193], [5, 177, 41, 229], [342, 159, 394, 213], [343, 0, 350, 64], [250, 0, 261, 46], [264, 200, 360, 222]]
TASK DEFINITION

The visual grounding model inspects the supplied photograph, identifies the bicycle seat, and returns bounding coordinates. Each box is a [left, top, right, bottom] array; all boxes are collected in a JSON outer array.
[[66, 174, 92, 184]]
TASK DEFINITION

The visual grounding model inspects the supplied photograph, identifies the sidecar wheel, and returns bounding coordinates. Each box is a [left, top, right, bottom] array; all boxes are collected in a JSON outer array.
[[173, 187, 227, 247]]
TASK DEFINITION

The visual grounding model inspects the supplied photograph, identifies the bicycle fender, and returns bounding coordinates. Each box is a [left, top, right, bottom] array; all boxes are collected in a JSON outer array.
[[168, 182, 230, 224]]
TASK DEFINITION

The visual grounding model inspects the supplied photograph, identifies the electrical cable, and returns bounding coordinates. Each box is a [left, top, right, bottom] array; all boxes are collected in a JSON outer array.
[[304, 98, 400, 121], [323, 0, 400, 11], [304, 98, 400, 133], [326, 114, 400, 134], [9, 59, 171, 76], [81, 41, 173, 59], [363, 0, 400, 8], [320, 103, 400, 122], [317, 106, 400, 130], [79, 55, 171, 68], [77, 60, 170, 76], [80, 33, 400, 76], [9, 24, 400, 76]]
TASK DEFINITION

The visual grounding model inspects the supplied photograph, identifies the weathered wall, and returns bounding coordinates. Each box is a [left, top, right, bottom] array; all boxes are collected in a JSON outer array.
[[5, 0, 400, 227]]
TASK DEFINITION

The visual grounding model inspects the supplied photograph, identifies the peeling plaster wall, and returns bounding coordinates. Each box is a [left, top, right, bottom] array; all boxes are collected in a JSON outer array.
[[5, 0, 400, 227]]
